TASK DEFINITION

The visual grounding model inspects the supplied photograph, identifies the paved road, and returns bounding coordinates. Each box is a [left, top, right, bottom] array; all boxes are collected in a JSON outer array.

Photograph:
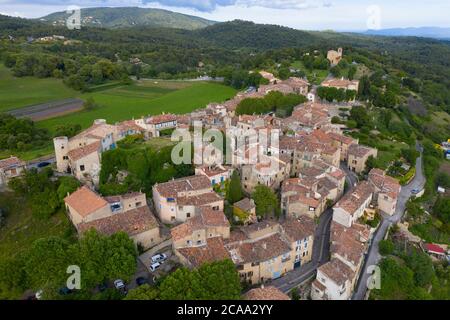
[[352, 142, 425, 300], [273, 207, 333, 293]]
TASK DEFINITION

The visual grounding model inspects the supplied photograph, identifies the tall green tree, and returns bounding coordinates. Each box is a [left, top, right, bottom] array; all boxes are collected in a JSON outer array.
[[226, 170, 244, 204], [252, 185, 280, 218], [159, 260, 241, 300], [124, 284, 159, 300]]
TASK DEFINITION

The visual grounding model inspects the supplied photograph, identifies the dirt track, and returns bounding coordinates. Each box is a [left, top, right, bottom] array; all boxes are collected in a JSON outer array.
[[7, 98, 84, 121]]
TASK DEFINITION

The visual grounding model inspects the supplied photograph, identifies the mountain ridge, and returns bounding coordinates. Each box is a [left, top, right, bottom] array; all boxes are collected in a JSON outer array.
[[37, 7, 217, 30]]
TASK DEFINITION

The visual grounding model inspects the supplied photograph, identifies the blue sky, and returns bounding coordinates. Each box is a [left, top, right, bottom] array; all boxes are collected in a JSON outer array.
[[1, 0, 449, 30]]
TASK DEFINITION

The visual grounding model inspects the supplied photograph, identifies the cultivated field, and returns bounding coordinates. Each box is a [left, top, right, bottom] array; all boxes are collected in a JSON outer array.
[[38, 80, 237, 133]]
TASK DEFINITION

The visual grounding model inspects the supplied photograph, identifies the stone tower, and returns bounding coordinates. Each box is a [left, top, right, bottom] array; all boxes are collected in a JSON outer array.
[[54, 136, 69, 173]]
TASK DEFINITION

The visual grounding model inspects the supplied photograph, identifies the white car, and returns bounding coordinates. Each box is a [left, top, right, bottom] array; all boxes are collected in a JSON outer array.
[[114, 279, 125, 290], [149, 262, 161, 272], [151, 253, 168, 263]]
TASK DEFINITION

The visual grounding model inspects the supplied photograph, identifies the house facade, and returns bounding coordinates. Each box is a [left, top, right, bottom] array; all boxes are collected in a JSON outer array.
[[0, 156, 26, 186], [152, 175, 224, 224]]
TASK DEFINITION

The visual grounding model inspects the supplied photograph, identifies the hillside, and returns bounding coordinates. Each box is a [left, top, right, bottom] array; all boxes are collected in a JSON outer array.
[[38, 7, 216, 30], [194, 20, 318, 50]]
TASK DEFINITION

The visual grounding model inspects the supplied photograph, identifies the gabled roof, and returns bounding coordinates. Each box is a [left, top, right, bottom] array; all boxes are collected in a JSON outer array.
[[67, 141, 101, 161], [177, 237, 231, 268], [77, 206, 159, 236], [64, 186, 108, 217], [244, 286, 290, 300], [0, 156, 25, 170]]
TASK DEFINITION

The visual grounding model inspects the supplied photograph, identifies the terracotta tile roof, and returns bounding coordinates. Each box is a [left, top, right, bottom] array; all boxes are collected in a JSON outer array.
[[67, 141, 100, 161], [177, 191, 222, 206], [64, 186, 108, 217], [328, 132, 356, 145], [281, 216, 316, 242], [321, 78, 359, 89], [330, 221, 370, 266], [290, 102, 329, 128], [77, 205, 159, 236], [233, 198, 256, 212], [154, 175, 212, 198], [198, 166, 229, 177], [312, 279, 327, 292], [244, 286, 290, 300], [240, 220, 279, 237], [117, 120, 144, 133], [283, 77, 310, 87], [348, 144, 376, 158], [146, 113, 177, 125], [171, 207, 230, 242], [71, 122, 116, 141], [318, 258, 355, 286], [334, 181, 374, 216], [226, 233, 290, 264], [279, 136, 300, 150], [329, 169, 346, 180], [0, 156, 25, 170], [368, 168, 401, 199], [177, 237, 231, 268]]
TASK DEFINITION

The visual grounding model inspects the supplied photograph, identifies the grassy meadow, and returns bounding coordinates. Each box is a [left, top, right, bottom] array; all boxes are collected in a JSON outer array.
[[37, 80, 236, 133], [0, 65, 78, 112]]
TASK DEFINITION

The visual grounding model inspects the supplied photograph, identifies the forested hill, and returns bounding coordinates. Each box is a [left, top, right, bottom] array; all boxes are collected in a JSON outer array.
[[193, 20, 318, 50], [38, 7, 216, 30], [1, 15, 449, 112]]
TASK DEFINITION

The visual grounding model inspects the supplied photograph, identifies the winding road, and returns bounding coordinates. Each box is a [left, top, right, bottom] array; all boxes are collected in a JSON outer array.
[[273, 143, 425, 297], [352, 142, 425, 300]]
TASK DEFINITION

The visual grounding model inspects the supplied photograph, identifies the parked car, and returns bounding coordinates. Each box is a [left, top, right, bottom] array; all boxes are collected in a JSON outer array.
[[37, 162, 51, 168], [135, 277, 148, 286], [151, 253, 168, 263], [411, 189, 421, 195], [149, 262, 161, 272], [113, 279, 127, 294]]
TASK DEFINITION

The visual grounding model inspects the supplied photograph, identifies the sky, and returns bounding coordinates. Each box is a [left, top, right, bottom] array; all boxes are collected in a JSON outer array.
[[1, 0, 450, 31]]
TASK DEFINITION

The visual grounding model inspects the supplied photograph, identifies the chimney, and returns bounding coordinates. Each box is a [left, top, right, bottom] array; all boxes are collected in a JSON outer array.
[[262, 242, 267, 250]]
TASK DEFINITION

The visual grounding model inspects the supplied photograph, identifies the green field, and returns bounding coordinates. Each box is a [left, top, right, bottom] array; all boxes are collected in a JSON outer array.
[[38, 81, 236, 133], [0, 65, 77, 112]]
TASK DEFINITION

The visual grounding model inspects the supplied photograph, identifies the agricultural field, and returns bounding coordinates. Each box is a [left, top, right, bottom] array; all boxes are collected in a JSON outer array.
[[0, 65, 77, 112], [38, 80, 237, 134]]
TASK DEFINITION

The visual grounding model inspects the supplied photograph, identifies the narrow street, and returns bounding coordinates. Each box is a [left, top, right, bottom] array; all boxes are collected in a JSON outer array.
[[273, 163, 357, 293], [352, 142, 425, 300]]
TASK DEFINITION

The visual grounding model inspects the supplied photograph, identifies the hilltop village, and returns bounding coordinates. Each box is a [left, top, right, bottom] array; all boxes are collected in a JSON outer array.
[[1, 49, 405, 300]]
